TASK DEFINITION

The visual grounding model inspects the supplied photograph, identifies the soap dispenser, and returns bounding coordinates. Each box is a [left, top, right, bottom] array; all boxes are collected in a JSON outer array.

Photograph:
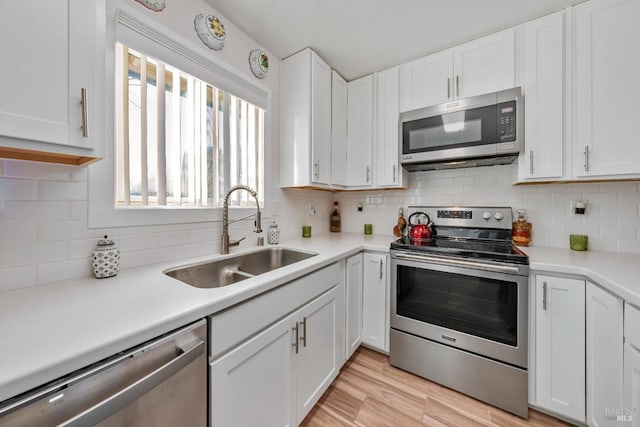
[[267, 221, 280, 245]]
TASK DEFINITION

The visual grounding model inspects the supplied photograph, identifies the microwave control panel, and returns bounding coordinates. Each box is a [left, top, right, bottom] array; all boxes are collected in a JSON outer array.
[[498, 101, 517, 142]]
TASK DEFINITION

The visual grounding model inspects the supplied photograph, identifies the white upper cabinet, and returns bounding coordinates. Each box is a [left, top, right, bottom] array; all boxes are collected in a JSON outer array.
[[573, 0, 640, 178], [399, 28, 515, 113], [281, 48, 332, 188], [375, 67, 407, 188], [0, 0, 103, 165], [453, 28, 515, 99], [346, 75, 374, 187], [398, 49, 453, 112], [331, 71, 348, 187], [518, 11, 566, 181]]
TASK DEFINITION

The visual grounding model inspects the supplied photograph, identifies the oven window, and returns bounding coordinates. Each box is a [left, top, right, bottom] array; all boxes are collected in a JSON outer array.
[[396, 265, 517, 346]]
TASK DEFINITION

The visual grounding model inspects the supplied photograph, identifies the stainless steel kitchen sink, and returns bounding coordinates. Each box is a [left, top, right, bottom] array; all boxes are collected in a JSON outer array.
[[163, 248, 318, 288]]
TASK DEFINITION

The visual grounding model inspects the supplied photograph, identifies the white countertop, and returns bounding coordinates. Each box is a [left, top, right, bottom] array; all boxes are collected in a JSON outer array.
[[1, 234, 639, 404], [0, 233, 393, 403]]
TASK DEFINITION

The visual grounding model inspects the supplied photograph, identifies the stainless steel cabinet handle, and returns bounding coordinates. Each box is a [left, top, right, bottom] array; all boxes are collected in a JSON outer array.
[[392, 164, 397, 183], [542, 281, 548, 310], [292, 322, 299, 354], [366, 166, 370, 183], [394, 251, 520, 274], [584, 146, 590, 172], [447, 77, 451, 99], [300, 317, 307, 348], [60, 339, 204, 427], [529, 150, 534, 174], [80, 88, 89, 138], [379, 259, 383, 279], [456, 75, 460, 97], [314, 161, 319, 178]]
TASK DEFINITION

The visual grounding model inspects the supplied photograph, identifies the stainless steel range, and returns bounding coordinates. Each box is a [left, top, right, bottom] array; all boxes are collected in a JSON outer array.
[[389, 206, 529, 418]]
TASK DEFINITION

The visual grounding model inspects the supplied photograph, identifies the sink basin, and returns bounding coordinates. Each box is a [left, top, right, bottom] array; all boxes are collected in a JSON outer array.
[[164, 248, 318, 288]]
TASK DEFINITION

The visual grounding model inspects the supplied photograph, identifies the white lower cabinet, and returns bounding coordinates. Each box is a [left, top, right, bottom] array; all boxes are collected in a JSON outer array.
[[346, 253, 364, 359], [211, 286, 340, 426], [587, 282, 624, 427], [362, 252, 388, 352], [535, 275, 586, 422], [625, 344, 640, 427]]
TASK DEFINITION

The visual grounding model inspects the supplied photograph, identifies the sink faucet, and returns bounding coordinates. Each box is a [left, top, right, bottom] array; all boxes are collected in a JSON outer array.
[[221, 185, 262, 254]]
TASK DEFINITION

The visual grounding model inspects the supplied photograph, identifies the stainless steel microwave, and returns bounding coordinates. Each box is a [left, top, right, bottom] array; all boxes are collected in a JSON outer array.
[[400, 87, 523, 171]]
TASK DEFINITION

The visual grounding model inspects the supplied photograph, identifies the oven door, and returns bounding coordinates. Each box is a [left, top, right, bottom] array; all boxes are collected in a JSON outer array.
[[390, 251, 528, 368]]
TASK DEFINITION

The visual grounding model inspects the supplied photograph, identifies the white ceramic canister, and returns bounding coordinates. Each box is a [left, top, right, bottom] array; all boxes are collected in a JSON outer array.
[[92, 235, 120, 279], [267, 221, 280, 244]]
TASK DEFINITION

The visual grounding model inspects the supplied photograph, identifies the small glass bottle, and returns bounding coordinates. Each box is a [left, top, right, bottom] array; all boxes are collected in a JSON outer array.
[[512, 209, 532, 247], [330, 201, 341, 232]]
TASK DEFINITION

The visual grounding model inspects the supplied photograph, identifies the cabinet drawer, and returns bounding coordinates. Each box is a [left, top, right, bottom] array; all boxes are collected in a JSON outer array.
[[625, 302, 640, 350], [209, 263, 340, 359]]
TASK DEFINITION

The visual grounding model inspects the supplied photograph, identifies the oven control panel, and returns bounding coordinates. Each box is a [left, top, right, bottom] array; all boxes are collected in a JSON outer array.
[[409, 206, 513, 229], [437, 210, 472, 219]]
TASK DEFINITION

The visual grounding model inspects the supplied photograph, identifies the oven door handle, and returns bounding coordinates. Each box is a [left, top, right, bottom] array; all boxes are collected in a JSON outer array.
[[393, 252, 521, 274]]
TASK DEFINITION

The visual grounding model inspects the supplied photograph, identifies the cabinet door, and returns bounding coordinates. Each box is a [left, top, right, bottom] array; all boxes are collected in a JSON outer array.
[[346, 253, 364, 358], [535, 275, 585, 422], [346, 75, 374, 187], [311, 51, 332, 185], [362, 253, 388, 352], [296, 287, 340, 424], [398, 49, 453, 112], [375, 67, 404, 188], [453, 28, 515, 99], [331, 71, 348, 186], [574, 0, 640, 177], [625, 343, 640, 427], [520, 11, 565, 180], [0, 0, 96, 149], [210, 311, 297, 427], [587, 282, 624, 427]]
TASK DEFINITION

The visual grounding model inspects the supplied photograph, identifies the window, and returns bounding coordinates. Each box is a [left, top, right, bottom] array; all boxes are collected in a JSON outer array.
[[114, 43, 264, 208]]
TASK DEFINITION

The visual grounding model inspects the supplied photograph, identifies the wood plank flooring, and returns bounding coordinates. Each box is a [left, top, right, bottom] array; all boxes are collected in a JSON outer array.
[[301, 347, 572, 427]]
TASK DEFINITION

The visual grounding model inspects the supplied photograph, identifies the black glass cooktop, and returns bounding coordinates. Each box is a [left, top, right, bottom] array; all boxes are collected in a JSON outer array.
[[391, 236, 529, 265]]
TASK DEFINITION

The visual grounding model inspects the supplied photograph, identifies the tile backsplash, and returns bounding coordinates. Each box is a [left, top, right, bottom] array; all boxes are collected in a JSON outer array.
[[336, 163, 640, 253]]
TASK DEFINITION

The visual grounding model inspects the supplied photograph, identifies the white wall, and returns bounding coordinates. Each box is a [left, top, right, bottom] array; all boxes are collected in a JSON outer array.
[[336, 163, 640, 253], [0, 0, 331, 293]]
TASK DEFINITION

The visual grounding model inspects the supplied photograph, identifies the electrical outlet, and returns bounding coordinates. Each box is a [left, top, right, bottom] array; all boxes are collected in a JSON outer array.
[[308, 202, 316, 217], [357, 202, 363, 212], [570, 199, 588, 216]]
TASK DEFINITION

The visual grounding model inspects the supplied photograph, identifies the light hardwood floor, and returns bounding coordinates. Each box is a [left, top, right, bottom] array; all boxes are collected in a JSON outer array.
[[301, 347, 571, 427]]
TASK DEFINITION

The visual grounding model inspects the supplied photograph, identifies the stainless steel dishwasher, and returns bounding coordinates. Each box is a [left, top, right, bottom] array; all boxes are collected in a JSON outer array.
[[0, 319, 207, 427]]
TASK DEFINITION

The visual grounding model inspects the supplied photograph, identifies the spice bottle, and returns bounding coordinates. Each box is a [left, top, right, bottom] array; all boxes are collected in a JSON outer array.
[[512, 209, 532, 247], [330, 201, 341, 232]]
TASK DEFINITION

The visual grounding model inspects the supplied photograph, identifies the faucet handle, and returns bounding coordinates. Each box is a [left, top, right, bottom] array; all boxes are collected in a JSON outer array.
[[229, 236, 246, 247]]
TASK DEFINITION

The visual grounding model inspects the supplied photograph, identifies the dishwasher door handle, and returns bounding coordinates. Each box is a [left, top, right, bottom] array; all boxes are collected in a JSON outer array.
[[60, 339, 205, 427]]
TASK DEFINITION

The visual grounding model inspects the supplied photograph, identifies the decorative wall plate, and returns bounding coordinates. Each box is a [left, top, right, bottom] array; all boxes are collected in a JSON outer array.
[[134, 0, 166, 12], [249, 49, 269, 79], [194, 14, 226, 51]]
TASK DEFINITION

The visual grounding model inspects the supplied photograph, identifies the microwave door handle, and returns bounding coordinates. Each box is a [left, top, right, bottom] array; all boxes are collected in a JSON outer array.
[[394, 252, 520, 274], [60, 339, 205, 427]]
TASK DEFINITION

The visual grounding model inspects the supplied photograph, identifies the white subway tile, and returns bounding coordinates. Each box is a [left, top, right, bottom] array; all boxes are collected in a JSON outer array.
[[1, 201, 70, 221], [38, 181, 87, 201], [617, 240, 640, 254], [453, 177, 476, 186], [0, 178, 37, 200], [0, 222, 37, 247], [37, 221, 98, 242], [69, 201, 87, 220], [118, 233, 158, 253], [36, 259, 92, 285], [0, 266, 37, 292], [2, 159, 74, 181], [603, 203, 637, 216], [0, 242, 68, 268], [158, 231, 192, 247]]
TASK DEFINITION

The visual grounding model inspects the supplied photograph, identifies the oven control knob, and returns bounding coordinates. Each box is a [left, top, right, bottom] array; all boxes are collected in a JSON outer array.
[[482, 211, 491, 220], [494, 212, 504, 221]]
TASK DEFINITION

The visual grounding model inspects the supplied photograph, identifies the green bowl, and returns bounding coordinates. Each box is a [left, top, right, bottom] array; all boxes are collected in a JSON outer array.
[[569, 234, 588, 251]]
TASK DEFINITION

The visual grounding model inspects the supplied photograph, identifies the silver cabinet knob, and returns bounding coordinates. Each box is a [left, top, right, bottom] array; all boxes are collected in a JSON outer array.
[[494, 212, 504, 221], [482, 212, 491, 220]]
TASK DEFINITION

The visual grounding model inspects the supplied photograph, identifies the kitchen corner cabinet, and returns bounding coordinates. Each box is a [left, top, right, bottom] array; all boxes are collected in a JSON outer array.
[[535, 275, 585, 422], [573, 0, 640, 178], [398, 28, 515, 113], [0, 0, 104, 165], [346, 75, 374, 187], [518, 11, 565, 181], [281, 48, 332, 188], [362, 252, 389, 352], [375, 67, 407, 189], [346, 253, 364, 359], [586, 282, 623, 427], [211, 286, 340, 426], [331, 71, 348, 187]]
